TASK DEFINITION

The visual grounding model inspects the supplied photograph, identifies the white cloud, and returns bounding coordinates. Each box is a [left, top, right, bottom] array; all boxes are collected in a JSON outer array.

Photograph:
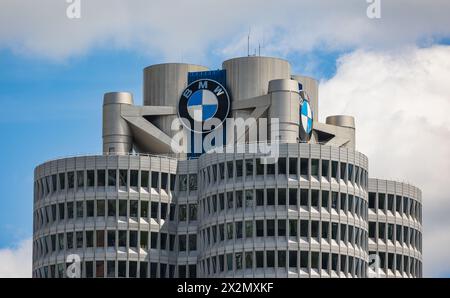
[[319, 45, 450, 277], [0, 238, 32, 278], [1, 0, 450, 62]]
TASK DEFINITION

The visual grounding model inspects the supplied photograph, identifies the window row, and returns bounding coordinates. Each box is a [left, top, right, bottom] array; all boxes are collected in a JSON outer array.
[[368, 221, 422, 251], [34, 261, 196, 278], [200, 158, 368, 190], [200, 219, 368, 251], [200, 250, 367, 277], [34, 200, 182, 230], [368, 192, 422, 222], [35, 170, 177, 200], [33, 230, 197, 258], [200, 189, 368, 220], [369, 251, 422, 277]]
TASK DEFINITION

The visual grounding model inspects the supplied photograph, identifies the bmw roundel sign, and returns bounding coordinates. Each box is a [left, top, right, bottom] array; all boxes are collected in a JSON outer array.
[[299, 90, 313, 139], [178, 79, 230, 133]]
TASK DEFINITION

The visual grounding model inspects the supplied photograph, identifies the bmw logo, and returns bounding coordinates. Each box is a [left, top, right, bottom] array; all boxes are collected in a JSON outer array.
[[300, 91, 313, 137], [178, 79, 230, 133]]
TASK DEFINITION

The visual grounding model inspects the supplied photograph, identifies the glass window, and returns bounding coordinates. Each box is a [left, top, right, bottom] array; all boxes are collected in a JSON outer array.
[[278, 189, 286, 205], [267, 189, 275, 206], [322, 191, 329, 209], [266, 251, 275, 267], [59, 173, 65, 190], [76, 201, 83, 218], [67, 202, 73, 219], [322, 222, 329, 239], [300, 158, 308, 176], [236, 160, 243, 177], [267, 220, 275, 237], [289, 188, 297, 206], [140, 231, 148, 249], [236, 222, 243, 239], [107, 261, 115, 278], [300, 251, 308, 268], [378, 194, 385, 212], [278, 251, 286, 267], [331, 161, 338, 179], [245, 190, 253, 208], [289, 251, 297, 268], [130, 170, 138, 187], [86, 170, 94, 187], [311, 190, 319, 209], [256, 220, 264, 237], [130, 200, 138, 218], [322, 160, 329, 178], [189, 204, 197, 221], [267, 163, 275, 175], [236, 191, 243, 208], [107, 231, 115, 247], [86, 200, 94, 217], [118, 230, 126, 247], [96, 230, 104, 247], [118, 261, 126, 278], [311, 221, 319, 238], [151, 202, 159, 219], [245, 159, 253, 177], [152, 172, 160, 189], [141, 201, 148, 218], [77, 171, 84, 188], [256, 189, 264, 206], [245, 252, 253, 269], [311, 159, 319, 176], [300, 220, 308, 237], [119, 170, 127, 187], [278, 219, 286, 236], [245, 221, 253, 238], [289, 158, 297, 175], [369, 192, 376, 209], [97, 200, 105, 217], [119, 200, 127, 217], [76, 231, 83, 248], [151, 232, 158, 249], [289, 220, 297, 237], [188, 174, 197, 191], [340, 162, 347, 180], [97, 170, 105, 187], [369, 222, 376, 238], [141, 171, 149, 188], [108, 170, 116, 187], [107, 200, 116, 217], [68, 172, 74, 189], [300, 189, 308, 206], [227, 223, 234, 240], [227, 161, 233, 179], [256, 251, 264, 268], [278, 158, 286, 175]]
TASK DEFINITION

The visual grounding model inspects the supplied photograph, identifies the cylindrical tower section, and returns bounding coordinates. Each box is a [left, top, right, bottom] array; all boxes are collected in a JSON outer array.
[[326, 115, 356, 149], [143, 63, 209, 142], [222, 56, 291, 120], [103, 92, 133, 154], [367, 178, 423, 278], [268, 79, 300, 143], [291, 75, 319, 122]]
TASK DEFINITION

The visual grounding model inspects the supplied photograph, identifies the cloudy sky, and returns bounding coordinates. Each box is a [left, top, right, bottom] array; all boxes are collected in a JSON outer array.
[[0, 0, 449, 277]]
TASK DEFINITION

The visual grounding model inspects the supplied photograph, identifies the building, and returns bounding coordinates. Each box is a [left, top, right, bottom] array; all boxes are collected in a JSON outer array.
[[32, 56, 422, 278]]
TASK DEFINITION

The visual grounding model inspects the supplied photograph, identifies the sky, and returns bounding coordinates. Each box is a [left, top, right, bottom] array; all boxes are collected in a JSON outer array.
[[0, 0, 450, 277]]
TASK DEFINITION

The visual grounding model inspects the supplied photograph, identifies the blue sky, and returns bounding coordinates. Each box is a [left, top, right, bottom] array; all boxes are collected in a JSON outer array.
[[1, 0, 450, 277]]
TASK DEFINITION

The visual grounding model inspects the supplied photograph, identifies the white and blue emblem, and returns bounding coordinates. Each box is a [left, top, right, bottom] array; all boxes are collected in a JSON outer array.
[[300, 100, 313, 135], [187, 89, 218, 122], [178, 79, 230, 133]]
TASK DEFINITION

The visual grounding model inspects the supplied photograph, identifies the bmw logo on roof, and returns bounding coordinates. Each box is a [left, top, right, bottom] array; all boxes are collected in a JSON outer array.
[[178, 79, 230, 133], [300, 97, 313, 136]]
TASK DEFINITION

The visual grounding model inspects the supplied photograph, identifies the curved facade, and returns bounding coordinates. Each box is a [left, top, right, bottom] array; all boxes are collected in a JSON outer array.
[[32, 55, 423, 278], [367, 179, 423, 277]]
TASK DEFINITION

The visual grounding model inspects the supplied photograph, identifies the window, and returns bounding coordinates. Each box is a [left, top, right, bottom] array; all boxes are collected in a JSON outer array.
[[300, 220, 308, 237], [152, 172, 160, 189], [340, 162, 347, 181], [119, 170, 127, 187], [331, 192, 338, 211], [245, 159, 253, 177], [378, 194, 385, 212], [278, 251, 286, 267], [107, 261, 115, 278], [227, 223, 234, 240], [59, 173, 65, 190], [300, 158, 308, 176], [267, 220, 275, 236], [58, 203, 65, 220], [96, 230, 104, 247], [130, 170, 138, 187], [118, 231, 126, 247], [300, 189, 308, 207], [141, 201, 148, 218], [289, 220, 297, 237], [289, 158, 297, 175], [331, 223, 338, 240], [189, 204, 197, 221], [118, 261, 126, 278], [161, 173, 168, 189], [107, 231, 115, 247], [130, 200, 138, 218], [97, 200, 105, 217], [77, 171, 84, 188], [245, 190, 253, 208], [188, 174, 197, 191], [266, 251, 275, 267], [311, 190, 319, 209], [331, 161, 338, 179], [322, 160, 329, 178], [236, 160, 243, 177], [369, 192, 375, 209], [178, 205, 186, 221], [289, 251, 297, 268], [76, 231, 83, 248], [227, 161, 233, 179], [278, 220, 286, 236], [68, 172, 74, 189], [151, 202, 159, 220], [322, 222, 329, 239], [278, 189, 286, 205], [76, 201, 83, 218], [311, 221, 319, 238], [267, 163, 275, 175], [245, 252, 253, 269], [119, 200, 127, 217], [245, 221, 253, 238], [256, 190, 264, 206], [141, 171, 149, 188], [236, 222, 243, 239], [278, 158, 286, 175], [86, 201, 94, 217], [189, 234, 197, 251], [140, 231, 148, 249], [311, 159, 319, 176], [322, 191, 329, 209], [267, 189, 275, 206], [289, 188, 297, 206], [256, 159, 264, 175], [87, 170, 94, 187], [256, 220, 264, 237], [108, 200, 116, 217], [108, 170, 116, 187], [97, 170, 105, 187], [369, 222, 376, 238], [256, 251, 264, 268], [236, 191, 243, 208]]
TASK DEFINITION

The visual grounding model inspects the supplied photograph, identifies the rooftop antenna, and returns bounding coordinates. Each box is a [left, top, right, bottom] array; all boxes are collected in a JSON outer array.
[[247, 27, 251, 56]]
